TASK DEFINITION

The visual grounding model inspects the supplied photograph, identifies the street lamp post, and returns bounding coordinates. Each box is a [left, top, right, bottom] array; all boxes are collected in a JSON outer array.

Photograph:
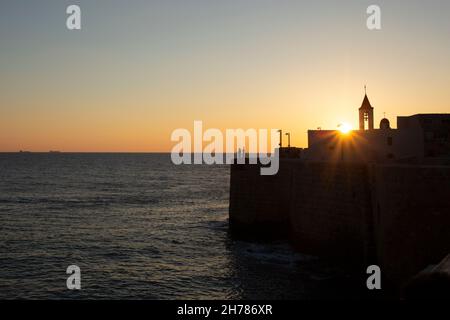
[[285, 133, 291, 148], [278, 130, 282, 148]]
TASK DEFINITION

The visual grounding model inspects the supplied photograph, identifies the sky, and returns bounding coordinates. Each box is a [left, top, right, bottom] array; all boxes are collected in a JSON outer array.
[[1, 0, 449, 152]]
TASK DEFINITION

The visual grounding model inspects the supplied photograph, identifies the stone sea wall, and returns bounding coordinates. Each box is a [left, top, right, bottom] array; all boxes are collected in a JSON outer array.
[[229, 160, 450, 288]]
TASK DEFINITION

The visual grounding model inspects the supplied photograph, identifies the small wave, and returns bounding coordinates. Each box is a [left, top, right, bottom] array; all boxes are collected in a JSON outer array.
[[235, 241, 316, 266]]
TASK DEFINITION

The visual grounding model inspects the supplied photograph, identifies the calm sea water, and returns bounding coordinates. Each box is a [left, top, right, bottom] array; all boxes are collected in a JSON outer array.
[[0, 153, 360, 299]]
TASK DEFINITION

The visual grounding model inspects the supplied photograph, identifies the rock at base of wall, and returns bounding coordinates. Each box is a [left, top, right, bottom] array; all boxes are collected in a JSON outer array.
[[402, 254, 450, 299]]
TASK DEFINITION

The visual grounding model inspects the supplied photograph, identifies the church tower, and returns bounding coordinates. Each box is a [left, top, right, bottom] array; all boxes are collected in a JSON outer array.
[[359, 87, 374, 130]]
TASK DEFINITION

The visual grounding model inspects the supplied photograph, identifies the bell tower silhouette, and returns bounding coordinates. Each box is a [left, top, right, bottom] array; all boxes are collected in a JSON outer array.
[[359, 86, 374, 130]]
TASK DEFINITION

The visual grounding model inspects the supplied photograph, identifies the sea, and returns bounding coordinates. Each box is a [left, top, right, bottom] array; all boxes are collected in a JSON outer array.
[[0, 153, 364, 299]]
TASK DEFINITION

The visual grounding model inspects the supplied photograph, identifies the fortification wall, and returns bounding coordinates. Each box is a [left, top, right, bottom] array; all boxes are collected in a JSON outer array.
[[229, 160, 450, 287], [288, 162, 372, 263], [229, 161, 373, 258], [370, 164, 450, 287], [229, 160, 295, 238]]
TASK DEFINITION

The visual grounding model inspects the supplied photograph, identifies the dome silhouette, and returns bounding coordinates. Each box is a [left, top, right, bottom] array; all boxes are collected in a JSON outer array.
[[380, 118, 391, 130]]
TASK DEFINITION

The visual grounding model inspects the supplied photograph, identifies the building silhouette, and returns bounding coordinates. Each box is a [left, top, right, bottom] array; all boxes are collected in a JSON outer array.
[[306, 93, 450, 163]]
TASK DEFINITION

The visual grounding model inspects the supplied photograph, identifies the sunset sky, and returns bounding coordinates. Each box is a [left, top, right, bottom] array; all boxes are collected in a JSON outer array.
[[1, 0, 449, 152]]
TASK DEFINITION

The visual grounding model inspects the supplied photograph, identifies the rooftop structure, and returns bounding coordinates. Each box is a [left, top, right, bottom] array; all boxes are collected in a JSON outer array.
[[306, 92, 450, 163]]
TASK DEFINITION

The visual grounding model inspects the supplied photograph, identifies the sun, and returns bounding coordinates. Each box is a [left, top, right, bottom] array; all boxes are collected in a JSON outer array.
[[338, 122, 352, 134]]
